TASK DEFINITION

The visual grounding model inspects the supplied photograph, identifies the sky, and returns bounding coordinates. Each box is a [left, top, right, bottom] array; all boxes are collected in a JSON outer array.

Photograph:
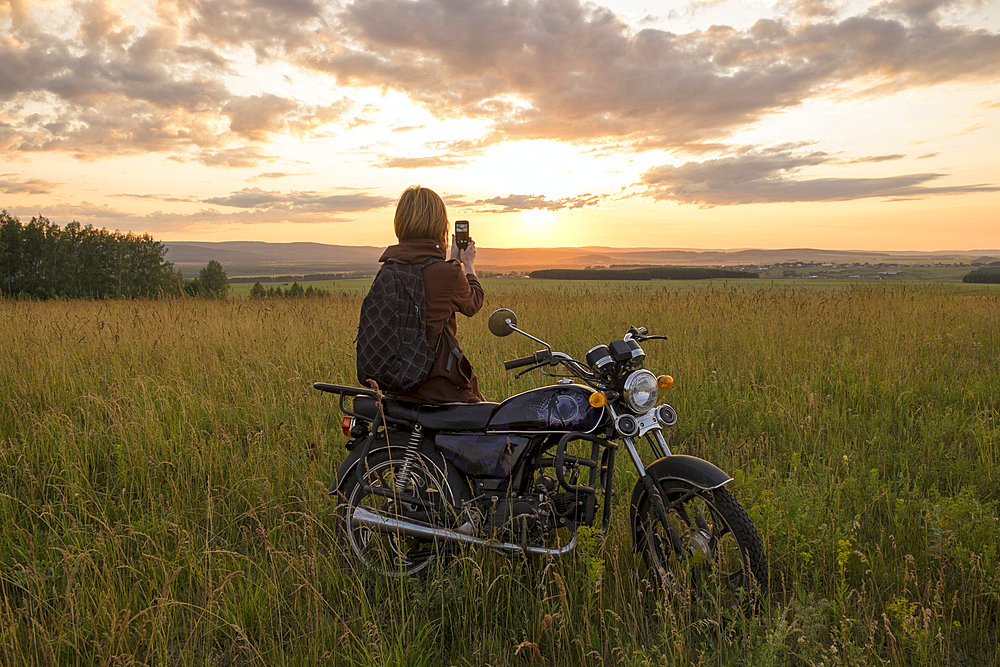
[[1, 0, 998, 251]]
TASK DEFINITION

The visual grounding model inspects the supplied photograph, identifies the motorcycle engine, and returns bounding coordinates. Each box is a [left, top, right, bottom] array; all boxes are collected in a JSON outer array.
[[483, 496, 553, 544], [550, 491, 597, 529], [480, 474, 597, 543], [538, 473, 597, 529]]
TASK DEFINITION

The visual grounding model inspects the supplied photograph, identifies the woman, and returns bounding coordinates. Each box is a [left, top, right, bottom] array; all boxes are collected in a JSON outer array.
[[376, 185, 485, 403]]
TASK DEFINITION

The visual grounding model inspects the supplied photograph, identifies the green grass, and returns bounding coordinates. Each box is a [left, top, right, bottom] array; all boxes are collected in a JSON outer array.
[[2, 282, 998, 665]]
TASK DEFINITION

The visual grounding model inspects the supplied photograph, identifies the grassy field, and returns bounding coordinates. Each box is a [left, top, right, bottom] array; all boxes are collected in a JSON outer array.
[[2, 282, 998, 665]]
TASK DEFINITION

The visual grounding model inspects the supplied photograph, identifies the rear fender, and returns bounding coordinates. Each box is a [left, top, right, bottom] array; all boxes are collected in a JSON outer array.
[[628, 454, 732, 552], [329, 441, 383, 496], [328, 435, 460, 498]]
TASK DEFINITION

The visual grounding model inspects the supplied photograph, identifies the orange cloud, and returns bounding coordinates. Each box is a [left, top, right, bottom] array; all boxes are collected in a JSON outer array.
[[641, 146, 999, 206]]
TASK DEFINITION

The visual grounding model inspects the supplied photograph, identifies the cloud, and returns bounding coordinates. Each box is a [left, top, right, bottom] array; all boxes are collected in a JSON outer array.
[[641, 145, 1000, 206], [76, 0, 135, 48], [837, 154, 906, 164], [873, 0, 972, 22], [951, 120, 994, 136], [171, 0, 328, 60], [252, 171, 306, 180], [202, 187, 395, 213], [299, 0, 1000, 150], [475, 192, 606, 213], [783, 0, 842, 19], [11, 98, 227, 159], [4, 200, 135, 223], [109, 192, 200, 203], [377, 154, 471, 169], [191, 146, 275, 168], [224, 93, 299, 141], [4, 187, 396, 233], [0, 1, 347, 164], [203, 187, 285, 208], [1, 27, 230, 158], [2, 0, 29, 25], [0, 173, 58, 194], [1, 201, 329, 233]]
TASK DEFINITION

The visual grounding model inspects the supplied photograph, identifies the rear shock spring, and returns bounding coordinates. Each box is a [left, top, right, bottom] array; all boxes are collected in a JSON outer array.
[[394, 423, 422, 494]]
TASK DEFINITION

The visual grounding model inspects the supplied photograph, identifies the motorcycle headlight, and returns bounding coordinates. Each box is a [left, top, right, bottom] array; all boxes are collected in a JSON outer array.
[[623, 370, 659, 413]]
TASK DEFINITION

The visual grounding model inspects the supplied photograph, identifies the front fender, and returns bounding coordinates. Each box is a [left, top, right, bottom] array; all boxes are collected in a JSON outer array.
[[628, 454, 733, 552]]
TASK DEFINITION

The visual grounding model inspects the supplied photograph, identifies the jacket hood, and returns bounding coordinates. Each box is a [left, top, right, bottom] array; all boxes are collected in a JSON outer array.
[[379, 238, 447, 264]]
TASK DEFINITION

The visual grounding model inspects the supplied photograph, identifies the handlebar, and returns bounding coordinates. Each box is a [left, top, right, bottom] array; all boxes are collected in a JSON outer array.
[[627, 324, 668, 343], [504, 349, 551, 370], [497, 316, 665, 384], [504, 355, 537, 370]]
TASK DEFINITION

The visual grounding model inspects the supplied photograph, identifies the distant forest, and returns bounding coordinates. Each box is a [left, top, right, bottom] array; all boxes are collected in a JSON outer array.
[[0, 211, 227, 299], [962, 266, 1000, 284], [229, 273, 360, 284], [529, 266, 759, 280]]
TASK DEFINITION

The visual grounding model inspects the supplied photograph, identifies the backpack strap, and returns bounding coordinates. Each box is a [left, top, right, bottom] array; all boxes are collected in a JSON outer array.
[[445, 342, 464, 372], [439, 328, 464, 372]]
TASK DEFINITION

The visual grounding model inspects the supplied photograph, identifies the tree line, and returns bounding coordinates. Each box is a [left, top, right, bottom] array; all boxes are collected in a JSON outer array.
[[0, 211, 228, 299], [249, 281, 332, 298], [962, 266, 1000, 284]]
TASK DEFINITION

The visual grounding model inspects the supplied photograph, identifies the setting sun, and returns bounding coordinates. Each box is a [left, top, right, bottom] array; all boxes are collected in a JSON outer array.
[[522, 208, 555, 230]]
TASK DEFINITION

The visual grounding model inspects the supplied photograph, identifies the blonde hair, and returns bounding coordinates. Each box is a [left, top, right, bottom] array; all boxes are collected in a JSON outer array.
[[393, 185, 448, 246]]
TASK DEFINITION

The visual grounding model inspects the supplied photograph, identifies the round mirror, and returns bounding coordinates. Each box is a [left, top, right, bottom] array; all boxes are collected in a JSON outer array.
[[488, 308, 517, 337]]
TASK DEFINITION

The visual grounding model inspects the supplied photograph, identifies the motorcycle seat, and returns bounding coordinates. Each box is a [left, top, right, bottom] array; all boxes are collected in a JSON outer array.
[[353, 395, 499, 432]]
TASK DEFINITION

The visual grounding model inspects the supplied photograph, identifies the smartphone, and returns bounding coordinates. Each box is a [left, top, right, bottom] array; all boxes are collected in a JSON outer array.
[[455, 220, 470, 251]]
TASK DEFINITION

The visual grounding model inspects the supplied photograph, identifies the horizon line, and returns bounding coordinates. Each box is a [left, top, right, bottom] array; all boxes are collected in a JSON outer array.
[[161, 240, 1000, 255]]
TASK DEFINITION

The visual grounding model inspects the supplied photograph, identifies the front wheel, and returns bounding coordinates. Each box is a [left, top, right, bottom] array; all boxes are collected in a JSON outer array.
[[637, 480, 767, 604]]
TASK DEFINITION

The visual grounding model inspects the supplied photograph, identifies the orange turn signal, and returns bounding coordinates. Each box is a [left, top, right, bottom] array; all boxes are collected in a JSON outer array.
[[657, 375, 675, 390], [341, 415, 355, 437], [589, 392, 607, 408]]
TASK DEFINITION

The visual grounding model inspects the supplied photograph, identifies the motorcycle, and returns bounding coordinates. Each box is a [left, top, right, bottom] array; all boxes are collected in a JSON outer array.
[[315, 308, 767, 599]]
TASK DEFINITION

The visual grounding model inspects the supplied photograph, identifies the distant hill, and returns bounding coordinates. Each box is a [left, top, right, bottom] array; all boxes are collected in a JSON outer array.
[[163, 241, 1000, 278]]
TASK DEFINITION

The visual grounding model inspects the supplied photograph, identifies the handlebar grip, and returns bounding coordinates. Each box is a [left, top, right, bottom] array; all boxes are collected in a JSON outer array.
[[504, 355, 537, 371], [503, 349, 553, 371]]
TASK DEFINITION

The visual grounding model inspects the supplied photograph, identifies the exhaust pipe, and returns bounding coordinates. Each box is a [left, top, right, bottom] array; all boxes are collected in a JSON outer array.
[[350, 506, 578, 557]]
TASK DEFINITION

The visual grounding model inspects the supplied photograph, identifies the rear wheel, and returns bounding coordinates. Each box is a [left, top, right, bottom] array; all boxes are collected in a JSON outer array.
[[638, 481, 767, 604], [336, 448, 469, 577]]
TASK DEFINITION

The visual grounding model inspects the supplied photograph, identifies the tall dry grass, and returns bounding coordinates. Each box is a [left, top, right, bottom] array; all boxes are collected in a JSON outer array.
[[1, 282, 998, 665]]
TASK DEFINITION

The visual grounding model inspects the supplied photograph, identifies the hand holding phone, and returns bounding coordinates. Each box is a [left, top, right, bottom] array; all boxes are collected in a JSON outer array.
[[455, 220, 470, 251]]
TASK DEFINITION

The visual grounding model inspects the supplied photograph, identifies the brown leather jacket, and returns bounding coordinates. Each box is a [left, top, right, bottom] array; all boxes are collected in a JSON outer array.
[[377, 238, 486, 404]]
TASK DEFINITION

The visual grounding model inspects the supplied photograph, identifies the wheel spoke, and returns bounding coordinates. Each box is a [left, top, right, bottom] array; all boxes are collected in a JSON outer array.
[[674, 501, 695, 529], [694, 505, 711, 533]]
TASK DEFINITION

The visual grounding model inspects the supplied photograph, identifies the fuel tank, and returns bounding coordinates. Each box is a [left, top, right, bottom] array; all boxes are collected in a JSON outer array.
[[487, 384, 605, 433]]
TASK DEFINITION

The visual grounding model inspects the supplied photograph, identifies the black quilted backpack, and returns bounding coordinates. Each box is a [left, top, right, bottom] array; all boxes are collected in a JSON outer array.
[[356, 258, 441, 393]]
